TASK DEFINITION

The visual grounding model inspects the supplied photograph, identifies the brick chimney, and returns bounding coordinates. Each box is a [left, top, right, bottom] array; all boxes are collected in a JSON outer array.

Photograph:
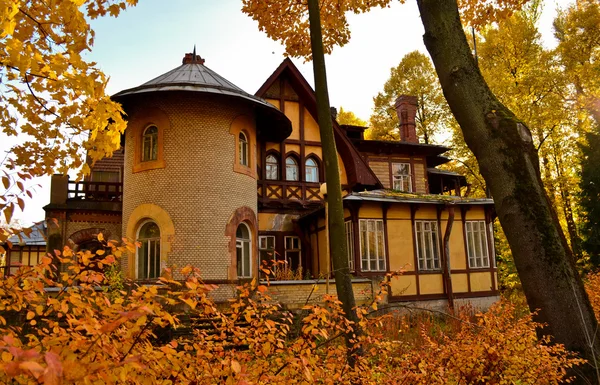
[[394, 95, 418, 143]]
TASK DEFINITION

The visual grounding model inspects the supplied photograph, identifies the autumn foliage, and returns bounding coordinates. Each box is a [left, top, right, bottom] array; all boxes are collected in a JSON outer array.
[[0, 237, 585, 384]]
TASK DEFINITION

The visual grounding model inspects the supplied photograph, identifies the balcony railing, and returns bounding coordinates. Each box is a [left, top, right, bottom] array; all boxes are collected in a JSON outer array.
[[258, 180, 324, 203], [68, 181, 122, 202]]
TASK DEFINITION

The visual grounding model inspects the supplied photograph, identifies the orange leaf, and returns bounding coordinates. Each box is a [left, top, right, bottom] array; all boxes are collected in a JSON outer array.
[[44, 351, 63, 385]]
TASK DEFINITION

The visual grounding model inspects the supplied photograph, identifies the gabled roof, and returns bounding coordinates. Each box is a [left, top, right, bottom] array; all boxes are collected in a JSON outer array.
[[256, 58, 381, 189], [113, 53, 292, 142]]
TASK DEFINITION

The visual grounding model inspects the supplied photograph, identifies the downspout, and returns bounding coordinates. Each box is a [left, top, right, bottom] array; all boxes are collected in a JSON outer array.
[[442, 203, 455, 310]]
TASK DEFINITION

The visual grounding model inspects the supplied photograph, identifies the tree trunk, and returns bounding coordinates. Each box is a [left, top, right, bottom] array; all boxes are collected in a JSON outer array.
[[306, 0, 362, 366], [417, 0, 600, 382]]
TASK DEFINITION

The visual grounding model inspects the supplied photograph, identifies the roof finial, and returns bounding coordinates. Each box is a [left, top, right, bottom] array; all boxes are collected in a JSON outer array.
[[192, 44, 196, 60]]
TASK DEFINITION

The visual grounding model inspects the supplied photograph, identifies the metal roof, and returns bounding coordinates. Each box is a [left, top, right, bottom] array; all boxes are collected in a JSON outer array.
[[427, 168, 463, 177], [5, 222, 47, 246], [113, 57, 278, 111], [113, 53, 292, 142], [344, 190, 494, 205]]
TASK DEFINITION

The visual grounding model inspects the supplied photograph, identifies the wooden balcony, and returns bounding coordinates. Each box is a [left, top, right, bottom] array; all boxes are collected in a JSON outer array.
[[258, 180, 324, 206], [68, 181, 122, 202]]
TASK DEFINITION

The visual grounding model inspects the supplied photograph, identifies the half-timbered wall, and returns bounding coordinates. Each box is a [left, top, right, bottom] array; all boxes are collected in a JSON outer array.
[[366, 155, 428, 193], [257, 77, 348, 206], [306, 202, 498, 301]]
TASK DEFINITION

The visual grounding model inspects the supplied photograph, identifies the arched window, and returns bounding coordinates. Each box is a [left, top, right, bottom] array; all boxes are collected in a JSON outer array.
[[236, 223, 252, 278], [286, 157, 299, 181], [239, 132, 249, 166], [142, 125, 158, 162], [305, 158, 319, 183], [137, 221, 160, 279], [265, 154, 278, 180]]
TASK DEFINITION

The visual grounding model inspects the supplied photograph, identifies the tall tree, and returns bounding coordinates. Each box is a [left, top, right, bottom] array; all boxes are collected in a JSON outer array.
[[241, 0, 393, 364], [369, 51, 449, 143], [243, 0, 600, 380], [417, 0, 600, 381], [579, 129, 600, 266], [477, 3, 584, 259], [336, 107, 367, 126], [0, 0, 137, 242], [554, 0, 600, 124]]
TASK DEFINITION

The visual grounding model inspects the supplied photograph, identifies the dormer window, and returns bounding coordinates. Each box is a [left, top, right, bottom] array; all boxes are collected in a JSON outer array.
[[392, 163, 412, 192], [286, 157, 299, 181], [266, 154, 279, 180], [239, 132, 249, 166], [305, 158, 319, 183], [142, 125, 158, 162]]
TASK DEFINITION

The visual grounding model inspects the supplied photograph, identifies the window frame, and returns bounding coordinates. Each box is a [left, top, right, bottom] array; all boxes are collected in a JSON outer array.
[[265, 154, 279, 180], [239, 131, 249, 167], [345, 220, 355, 272], [136, 220, 161, 280], [142, 125, 159, 162], [414, 220, 441, 271], [465, 220, 491, 269], [284, 235, 301, 270], [305, 157, 319, 183], [259, 235, 276, 266], [359, 219, 386, 272], [236, 222, 252, 279], [392, 162, 412, 192], [285, 156, 299, 181]]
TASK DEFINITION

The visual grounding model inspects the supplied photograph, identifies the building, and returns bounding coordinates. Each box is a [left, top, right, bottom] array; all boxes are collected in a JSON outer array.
[[43, 53, 498, 308]]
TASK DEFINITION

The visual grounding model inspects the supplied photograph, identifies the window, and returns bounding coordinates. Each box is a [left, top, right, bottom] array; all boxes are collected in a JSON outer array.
[[137, 221, 161, 279], [142, 125, 158, 162], [392, 163, 412, 192], [466, 221, 490, 268], [359, 219, 386, 272], [284, 236, 301, 271], [236, 223, 252, 278], [286, 157, 299, 181], [259, 235, 276, 266], [91, 171, 120, 183], [345, 220, 355, 271], [265, 154, 278, 180], [415, 221, 440, 270], [239, 132, 249, 167], [305, 158, 319, 183]]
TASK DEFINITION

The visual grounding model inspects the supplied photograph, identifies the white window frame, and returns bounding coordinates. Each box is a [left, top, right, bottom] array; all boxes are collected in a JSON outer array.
[[359, 219, 386, 272], [136, 220, 161, 280], [142, 125, 158, 162], [265, 154, 278, 180], [465, 221, 490, 269], [284, 236, 301, 269], [239, 132, 249, 167], [305, 158, 319, 183], [286, 157, 299, 181], [415, 220, 441, 271], [259, 235, 276, 265], [345, 220, 355, 271], [392, 162, 412, 192], [236, 222, 252, 278]]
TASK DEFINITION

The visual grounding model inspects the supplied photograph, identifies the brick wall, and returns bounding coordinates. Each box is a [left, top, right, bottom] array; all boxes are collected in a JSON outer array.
[[264, 280, 373, 310], [122, 93, 258, 280], [65, 221, 122, 247]]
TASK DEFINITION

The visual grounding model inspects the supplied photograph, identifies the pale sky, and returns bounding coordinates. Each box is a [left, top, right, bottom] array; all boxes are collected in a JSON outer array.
[[3, 0, 573, 225]]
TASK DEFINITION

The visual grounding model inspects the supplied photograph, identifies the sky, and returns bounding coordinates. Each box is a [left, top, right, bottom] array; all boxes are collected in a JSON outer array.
[[3, 0, 573, 225]]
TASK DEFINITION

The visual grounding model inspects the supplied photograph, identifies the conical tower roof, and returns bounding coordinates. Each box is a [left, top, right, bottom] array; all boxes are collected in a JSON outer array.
[[113, 51, 291, 141]]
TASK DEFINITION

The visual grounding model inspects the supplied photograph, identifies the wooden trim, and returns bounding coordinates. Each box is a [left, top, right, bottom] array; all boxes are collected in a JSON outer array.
[[383, 203, 391, 273], [410, 156, 417, 192], [410, 204, 420, 296], [460, 206, 472, 293], [285, 139, 322, 147], [299, 102, 306, 199], [388, 290, 498, 303]]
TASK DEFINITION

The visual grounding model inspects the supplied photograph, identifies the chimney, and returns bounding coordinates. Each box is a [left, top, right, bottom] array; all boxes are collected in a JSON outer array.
[[49, 174, 69, 205], [394, 95, 418, 143], [182, 47, 205, 65]]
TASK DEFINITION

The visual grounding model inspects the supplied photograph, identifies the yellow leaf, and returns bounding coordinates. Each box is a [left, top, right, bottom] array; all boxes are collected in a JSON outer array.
[[26, 311, 35, 320]]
